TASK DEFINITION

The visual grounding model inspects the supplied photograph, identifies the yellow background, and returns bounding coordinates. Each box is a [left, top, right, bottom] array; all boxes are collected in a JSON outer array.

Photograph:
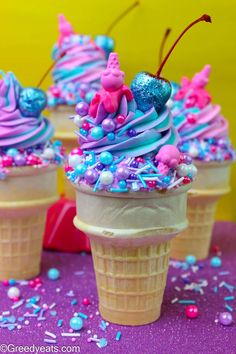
[[0, 0, 235, 221]]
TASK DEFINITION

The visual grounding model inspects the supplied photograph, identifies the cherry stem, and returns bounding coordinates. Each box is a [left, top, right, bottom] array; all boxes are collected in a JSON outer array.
[[159, 28, 171, 65], [105, 1, 139, 36], [156, 14, 211, 77], [37, 52, 65, 88]]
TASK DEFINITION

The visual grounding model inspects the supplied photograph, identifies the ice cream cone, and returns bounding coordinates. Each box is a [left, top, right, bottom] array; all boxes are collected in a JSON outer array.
[[49, 106, 77, 199], [73, 184, 190, 325], [0, 166, 58, 280], [171, 161, 232, 260]]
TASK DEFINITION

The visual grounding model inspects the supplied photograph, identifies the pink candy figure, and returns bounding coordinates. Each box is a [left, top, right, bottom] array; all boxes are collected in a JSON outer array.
[[58, 14, 75, 46], [155, 145, 180, 176], [89, 53, 133, 117], [175, 65, 211, 109]]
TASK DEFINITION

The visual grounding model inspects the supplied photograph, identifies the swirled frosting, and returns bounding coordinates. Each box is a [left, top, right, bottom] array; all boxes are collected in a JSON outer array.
[[0, 72, 53, 149], [171, 65, 235, 162], [47, 15, 108, 107], [80, 96, 178, 156], [66, 53, 197, 193]]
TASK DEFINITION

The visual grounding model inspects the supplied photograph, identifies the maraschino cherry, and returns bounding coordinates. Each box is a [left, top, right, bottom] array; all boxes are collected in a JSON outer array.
[[131, 14, 211, 113]]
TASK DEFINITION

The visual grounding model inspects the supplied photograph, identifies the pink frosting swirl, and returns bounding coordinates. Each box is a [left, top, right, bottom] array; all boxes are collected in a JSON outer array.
[[172, 65, 229, 141]]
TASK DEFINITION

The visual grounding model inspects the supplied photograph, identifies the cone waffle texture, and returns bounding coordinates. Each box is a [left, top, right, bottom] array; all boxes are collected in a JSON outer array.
[[49, 106, 77, 200], [171, 162, 232, 260], [0, 211, 47, 280], [73, 184, 190, 325], [0, 166, 58, 280], [90, 239, 170, 325]]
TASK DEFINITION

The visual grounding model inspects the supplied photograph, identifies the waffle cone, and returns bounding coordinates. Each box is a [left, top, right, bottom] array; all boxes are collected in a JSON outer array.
[[49, 106, 77, 199], [0, 166, 58, 280], [73, 184, 190, 325], [171, 161, 232, 260]]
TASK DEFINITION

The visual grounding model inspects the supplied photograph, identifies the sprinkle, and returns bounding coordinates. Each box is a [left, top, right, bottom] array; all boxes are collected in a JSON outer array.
[[57, 319, 63, 327], [93, 174, 102, 193], [49, 303, 56, 310], [224, 296, 235, 301], [33, 308, 41, 314], [66, 290, 75, 297], [138, 174, 147, 188], [78, 312, 88, 319], [178, 300, 196, 304], [147, 161, 159, 173], [71, 299, 77, 306], [45, 331, 57, 339], [61, 333, 81, 337], [219, 281, 225, 288], [171, 298, 178, 304], [213, 286, 218, 293], [44, 339, 57, 344], [167, 177, 184, 190], [135, 164, 150, 174], [24, 313, 37, 318], [116, 331, 121, 341], [175, 286, 181, 292], [11, 300, 24, 309], [2, 311, 10, 316], [219, 271, 230, 276], [225, 304, 233, 312], [109, 187, 128, 193], [0, 323, 18, 328], [223, 283, 234, 292]]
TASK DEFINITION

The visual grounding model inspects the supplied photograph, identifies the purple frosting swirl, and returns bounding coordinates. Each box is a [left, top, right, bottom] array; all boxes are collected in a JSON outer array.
[[0, 72, 54, 149]]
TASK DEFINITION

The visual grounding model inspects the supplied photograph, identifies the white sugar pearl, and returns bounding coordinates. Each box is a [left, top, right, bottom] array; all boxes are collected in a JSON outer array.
[[188, 164, 198, 178], [69, 154, 83, 168], [7, 286, 20, 299], [100, 171, 114, 185], [42, 148, 55, 160], [176, 163, 190, 177], [189, 145, 199, 158], [73, 115, 83, 128]]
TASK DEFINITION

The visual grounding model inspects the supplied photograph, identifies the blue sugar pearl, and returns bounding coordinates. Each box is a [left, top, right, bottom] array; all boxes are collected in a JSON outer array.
[[107, 132, 115, 141], [47, 268, 60, 280], [6, 149, 18, 157], [69, 317, 83, 331], [9, 279, 16, 286], [127, 129, 136, 137], [210, 256, 222, 268], [130, 160, 139, 168], [96, 163, 104, 171], [75, 164, 87, 176], [100, 151, 113, 165], [110, 165, 117, 172], [80, 128, 88, 136], [186, 255, 197, 265], [163, 176, 171, 184], [129, 173, 137, 180], [91, 127, 104, 140], [118, 180, 127, 189]]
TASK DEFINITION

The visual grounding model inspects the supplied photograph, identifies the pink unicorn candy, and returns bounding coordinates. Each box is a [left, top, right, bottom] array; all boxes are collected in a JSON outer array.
[[155, 145, 180, 176], [58, 14, 75, 46], [174, 65, 212, 109], [89, 53, 133, 117]]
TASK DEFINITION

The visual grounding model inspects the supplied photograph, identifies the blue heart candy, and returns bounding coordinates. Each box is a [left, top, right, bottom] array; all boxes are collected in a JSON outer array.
[[131, 72, 172, 113]]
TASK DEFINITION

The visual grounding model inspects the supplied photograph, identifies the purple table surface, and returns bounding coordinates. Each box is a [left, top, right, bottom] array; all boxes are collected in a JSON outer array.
[[0, 221, 236, 354]]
